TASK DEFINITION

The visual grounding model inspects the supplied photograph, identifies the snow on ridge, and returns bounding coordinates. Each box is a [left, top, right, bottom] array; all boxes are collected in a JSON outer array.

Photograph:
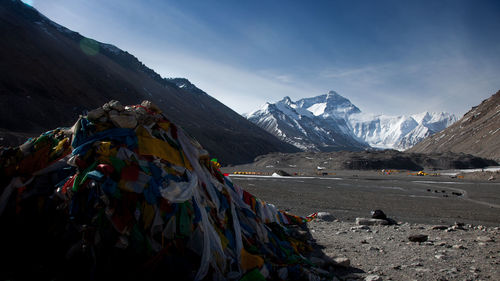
[[245, 102, 272, 118], [307, 103, 327, 116], [275, 99, 300, 120]]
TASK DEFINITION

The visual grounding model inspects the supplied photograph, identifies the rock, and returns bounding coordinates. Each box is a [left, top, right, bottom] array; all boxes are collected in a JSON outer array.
[[141, 100, 161, 112], [356, 218, 389, 226], [476, 236, 494, 242], [316, 212, 335, 222], [451, 222, 466, 230], [470, 266, 480, 272], [332, 257, 351, 267], [371, 209, 387, 220], [435, 254, 446, 260], [87, 107, 105, 120], [431, 225, 449, 230], [351, 225, 371, 231], [108, 100, 125, 111], [365, 274, 382, 281], [452, 244, 466, 249], [109, 114, 138, 129], [102, 100, 124, 112], [408, 234, 428, 242], [415, 268, 431, 273]]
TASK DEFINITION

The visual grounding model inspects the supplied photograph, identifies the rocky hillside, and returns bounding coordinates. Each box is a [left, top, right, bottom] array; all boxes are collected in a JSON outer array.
[[409, 90, 500, 161], [0, 0, 298, 164]]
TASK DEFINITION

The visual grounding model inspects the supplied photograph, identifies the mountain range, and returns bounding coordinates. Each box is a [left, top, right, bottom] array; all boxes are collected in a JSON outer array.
[[246, 91, 457, 151], [0, 0, 299, 164]]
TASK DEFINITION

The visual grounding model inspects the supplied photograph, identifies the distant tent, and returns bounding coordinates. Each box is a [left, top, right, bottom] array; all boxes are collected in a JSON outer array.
[[0, 101, 323, 280]]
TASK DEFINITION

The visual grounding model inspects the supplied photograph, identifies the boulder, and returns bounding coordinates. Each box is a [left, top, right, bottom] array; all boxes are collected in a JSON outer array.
[[356, 218, 389, 226]]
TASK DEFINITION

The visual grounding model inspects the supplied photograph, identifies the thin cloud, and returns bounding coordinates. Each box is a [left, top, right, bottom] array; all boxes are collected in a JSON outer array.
[[133, 48, 317, 114], [30, 0, 500, 118]]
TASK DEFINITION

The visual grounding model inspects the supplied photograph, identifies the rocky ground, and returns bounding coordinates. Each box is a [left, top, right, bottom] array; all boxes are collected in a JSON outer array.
[[305, 216, 500, 281], [224, 167, 500, 280]]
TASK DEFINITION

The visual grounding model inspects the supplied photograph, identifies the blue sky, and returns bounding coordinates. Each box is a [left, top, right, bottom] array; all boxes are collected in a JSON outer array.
[[25, 0, 500, 116]]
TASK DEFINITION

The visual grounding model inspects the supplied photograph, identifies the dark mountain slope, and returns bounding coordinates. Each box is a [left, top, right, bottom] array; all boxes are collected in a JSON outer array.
[[409, 90, 500, 162], [0, 0, 299, 164]]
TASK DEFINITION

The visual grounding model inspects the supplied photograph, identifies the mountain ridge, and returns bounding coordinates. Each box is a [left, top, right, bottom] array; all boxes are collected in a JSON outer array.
[[0, 0, 299, 164], [349, 111, 457, 150]]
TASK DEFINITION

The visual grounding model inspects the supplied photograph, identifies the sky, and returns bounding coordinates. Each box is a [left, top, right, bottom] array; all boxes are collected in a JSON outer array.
[[24, 0, 500, 117]]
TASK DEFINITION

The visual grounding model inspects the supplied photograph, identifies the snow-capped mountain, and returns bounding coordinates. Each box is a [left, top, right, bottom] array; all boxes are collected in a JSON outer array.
[[246, 91, 457, 151], [246, 91, 369, 151], [349, 112, 457, 150]]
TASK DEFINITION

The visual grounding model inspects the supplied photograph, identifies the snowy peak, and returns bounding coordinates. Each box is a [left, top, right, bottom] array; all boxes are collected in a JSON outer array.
[[296, 91, 361, 118], [278, 96, 293, 105], [246, 92, 369, 151], [247, 91, 360, 121], [246, 91, 456, 151], [411, 111, 455, 127]]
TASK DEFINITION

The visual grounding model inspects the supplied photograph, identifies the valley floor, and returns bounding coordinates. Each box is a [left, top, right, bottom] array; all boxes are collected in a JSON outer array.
[[224, 170, 500, 226], [223, 170, 500, 280]]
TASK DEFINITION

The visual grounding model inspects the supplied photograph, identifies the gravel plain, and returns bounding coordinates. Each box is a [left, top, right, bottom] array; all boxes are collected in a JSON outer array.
[[222, 168, 500, 280]]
